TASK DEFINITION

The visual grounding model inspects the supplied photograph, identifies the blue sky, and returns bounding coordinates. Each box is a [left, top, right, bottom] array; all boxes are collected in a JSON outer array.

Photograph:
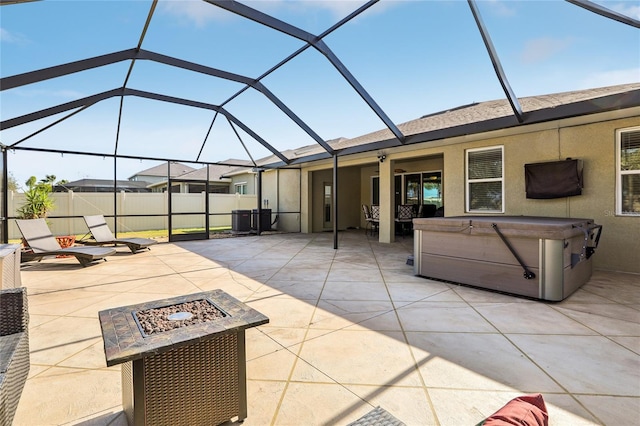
[[1, 0, 639, 187]]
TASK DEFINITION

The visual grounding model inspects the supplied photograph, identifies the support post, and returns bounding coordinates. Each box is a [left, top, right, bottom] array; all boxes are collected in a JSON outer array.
[[333, 154, 338, 250], [1, 148, 7, 243], [113, 157, 118, 235], [256, 169, 263, 236], [205, 165, 210, 239], [379, 157, 395, 243]]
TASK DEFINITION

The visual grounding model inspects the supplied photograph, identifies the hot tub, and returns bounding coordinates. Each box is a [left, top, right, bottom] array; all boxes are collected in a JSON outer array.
[[413, 216, 602, 301]]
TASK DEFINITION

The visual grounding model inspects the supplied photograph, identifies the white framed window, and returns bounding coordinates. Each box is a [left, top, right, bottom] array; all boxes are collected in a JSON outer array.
[[616, 126, 640, 216], [466, 145, 504, 213], [235, 182, 247, 195]]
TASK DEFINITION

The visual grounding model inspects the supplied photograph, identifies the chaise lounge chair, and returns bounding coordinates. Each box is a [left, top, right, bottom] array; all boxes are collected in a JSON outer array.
[[16, 218, 116, 267], [80, 215, 157, 253]]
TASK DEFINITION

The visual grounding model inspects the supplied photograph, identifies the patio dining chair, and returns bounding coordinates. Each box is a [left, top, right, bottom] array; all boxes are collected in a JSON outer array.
[[395, 204, 415, 237], [362, 204, 379, 236], [80, 215, 157, 253]]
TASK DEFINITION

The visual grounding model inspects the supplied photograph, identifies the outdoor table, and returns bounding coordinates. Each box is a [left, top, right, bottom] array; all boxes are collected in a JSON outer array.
[[99, 290, 269, 426]]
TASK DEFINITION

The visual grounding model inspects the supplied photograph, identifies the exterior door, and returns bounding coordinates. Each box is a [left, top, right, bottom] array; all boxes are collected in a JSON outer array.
[[168, 178, 209, 242], [323, 182, 332, 230]]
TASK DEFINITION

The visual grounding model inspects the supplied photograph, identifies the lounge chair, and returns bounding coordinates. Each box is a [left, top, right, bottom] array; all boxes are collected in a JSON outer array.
[[80, 215, 157, 253], [16, 218, 115, 267]]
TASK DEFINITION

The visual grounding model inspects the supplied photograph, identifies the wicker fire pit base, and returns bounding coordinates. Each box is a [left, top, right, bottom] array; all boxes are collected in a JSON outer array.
[[99, 290, 269, 426]]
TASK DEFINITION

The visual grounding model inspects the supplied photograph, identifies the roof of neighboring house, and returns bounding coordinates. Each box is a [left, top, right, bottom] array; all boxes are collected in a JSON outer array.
[[178, 164, 242, 181], [53, 179, 151, 192], [249, 83, 640, 167], [128, 162, 197, 179]]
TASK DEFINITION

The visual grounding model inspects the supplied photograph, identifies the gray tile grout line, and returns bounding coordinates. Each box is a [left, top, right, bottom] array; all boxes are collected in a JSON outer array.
[[453, 285, 608, 425]]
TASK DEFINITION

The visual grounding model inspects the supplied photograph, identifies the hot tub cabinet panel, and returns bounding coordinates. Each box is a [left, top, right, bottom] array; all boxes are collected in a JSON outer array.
[[413, 216, 601, 301]]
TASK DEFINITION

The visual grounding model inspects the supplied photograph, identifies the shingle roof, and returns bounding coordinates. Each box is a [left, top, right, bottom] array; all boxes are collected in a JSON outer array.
[[129, 162, 197, 179], [251, 83, 640, 168], [178, 164, 239, 181], [335, 83, 640, 150], [57, 178, 150, 188]]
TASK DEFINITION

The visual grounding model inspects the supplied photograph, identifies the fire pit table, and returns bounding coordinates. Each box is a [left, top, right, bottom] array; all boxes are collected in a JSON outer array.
[[99, 290, 269, 426]]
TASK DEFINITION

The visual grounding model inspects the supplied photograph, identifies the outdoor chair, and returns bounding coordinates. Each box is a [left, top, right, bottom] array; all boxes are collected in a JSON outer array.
[[0, 287, 30, 426], [16, 218, 116, 267], [80, 215, 157, 253], [395, 204, 415, 237], [362, 204, 379, 236]]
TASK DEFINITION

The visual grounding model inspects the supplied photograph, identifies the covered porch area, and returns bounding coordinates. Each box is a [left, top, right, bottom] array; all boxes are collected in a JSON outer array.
[[12, 231, 639, 425]]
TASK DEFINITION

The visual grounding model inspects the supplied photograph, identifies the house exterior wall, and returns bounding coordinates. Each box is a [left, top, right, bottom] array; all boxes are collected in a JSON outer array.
[[310, 166, 361, 232], [131, 174, 166, 185], [230, 173, 256, 194], [301, 109, 640, 273], [311, 169, 331, 232], [300, 169, 311, 233], [261, 169, 302, 233], [436, 115, 640, 273]]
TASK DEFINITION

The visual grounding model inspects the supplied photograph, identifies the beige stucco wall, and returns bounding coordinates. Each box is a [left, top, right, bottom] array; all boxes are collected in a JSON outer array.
[[261, 169, 301, 232], [310, 166, 362, 232], [299, 109, 640, 273], [229, 173, 256, 194], [437, 116, 640, 273]]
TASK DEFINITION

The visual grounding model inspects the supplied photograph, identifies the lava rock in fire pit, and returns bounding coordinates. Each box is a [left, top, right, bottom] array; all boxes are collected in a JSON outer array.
[[134, 299, 227, 336]]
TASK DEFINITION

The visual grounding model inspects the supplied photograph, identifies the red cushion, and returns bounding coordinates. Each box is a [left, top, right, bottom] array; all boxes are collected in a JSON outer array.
[[480, 394, 549, 426]]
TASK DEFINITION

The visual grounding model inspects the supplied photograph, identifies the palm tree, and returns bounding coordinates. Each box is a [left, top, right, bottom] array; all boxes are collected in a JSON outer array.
[[16, 176, 55, 219]]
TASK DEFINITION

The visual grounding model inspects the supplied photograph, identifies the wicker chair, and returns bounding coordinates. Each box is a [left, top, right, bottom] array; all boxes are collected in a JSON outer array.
[[0, 287, 30, 425]]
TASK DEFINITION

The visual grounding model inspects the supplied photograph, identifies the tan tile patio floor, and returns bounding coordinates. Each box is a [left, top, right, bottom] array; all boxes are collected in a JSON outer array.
[[11, 231, 640, 425]]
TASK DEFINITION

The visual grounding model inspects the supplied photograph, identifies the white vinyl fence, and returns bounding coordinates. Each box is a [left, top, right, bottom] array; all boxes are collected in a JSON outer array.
[[8, 191, 258, 239]]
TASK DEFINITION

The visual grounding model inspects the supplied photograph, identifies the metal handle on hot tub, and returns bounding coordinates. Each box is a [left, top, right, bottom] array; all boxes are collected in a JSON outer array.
[[491, 223, 536, 280], [571, 223, 603, 267]]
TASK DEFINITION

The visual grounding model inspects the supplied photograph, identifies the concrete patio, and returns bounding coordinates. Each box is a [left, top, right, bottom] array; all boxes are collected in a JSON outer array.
[[12, 231, 640, 425]]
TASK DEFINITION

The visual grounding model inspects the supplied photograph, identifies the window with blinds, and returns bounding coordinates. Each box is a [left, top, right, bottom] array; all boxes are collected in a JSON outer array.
[[617, 127, 640, 215], [466, 146, 504, 212]]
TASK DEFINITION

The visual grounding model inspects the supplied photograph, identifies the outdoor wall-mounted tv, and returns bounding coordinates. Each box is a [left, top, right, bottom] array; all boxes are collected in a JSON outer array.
[[525, 158, 583, 199]]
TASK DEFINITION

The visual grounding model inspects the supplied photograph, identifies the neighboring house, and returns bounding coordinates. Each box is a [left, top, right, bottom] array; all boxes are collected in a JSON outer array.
[[53, 179, 151, 193], [253, 83, 640, 274], [220, 166, 256, 195], [131, 160, 255, 194], [128, 162, 197, 191], [161, 163, 245, 194]]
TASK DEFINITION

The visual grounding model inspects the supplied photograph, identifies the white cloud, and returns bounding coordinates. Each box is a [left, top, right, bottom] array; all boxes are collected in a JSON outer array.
[[608, 2, 640, 20], [520, 37, 574, 64], [271, 0, 373, 18], [0, 28, 14, 43], [158, 0, 231, 27], [484, 0, 516, 17], [159, 0, 390, 27], [0, 27, 29, 45], [579, 68, 640, 89], [15, 88, 86, 100]]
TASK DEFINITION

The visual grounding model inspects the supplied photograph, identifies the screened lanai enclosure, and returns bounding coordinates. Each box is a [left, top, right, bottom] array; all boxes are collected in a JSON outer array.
[[1, 0, 638, 246]]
